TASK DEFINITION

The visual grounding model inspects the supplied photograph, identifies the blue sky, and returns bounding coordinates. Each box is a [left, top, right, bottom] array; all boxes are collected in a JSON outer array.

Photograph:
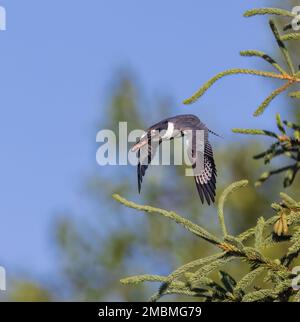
[[0, 0, 295, 281]]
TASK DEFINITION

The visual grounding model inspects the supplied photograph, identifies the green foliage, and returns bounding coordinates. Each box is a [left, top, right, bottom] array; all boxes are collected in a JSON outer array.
[[112, 194, 222, 245], [42, 73, 281, 302], [218, 8, 300, 187], [268, 19, 295, 74], [233, 113, 300, 187], [289, 91, 300, 98], [217, 180, 248, 237], [183, 12, 300, 116], [281, 33, 300, 41], [239, 50, 286, 74], [232, 128, 278, 138], [182, 68, 290, 107], [255, 217, 265, 250], [114, 180, 300, 302], [254, 82, 292, 116], [6, 4, 300, 303], [115, 6, 300, 302], [243, 8, 295, 18]]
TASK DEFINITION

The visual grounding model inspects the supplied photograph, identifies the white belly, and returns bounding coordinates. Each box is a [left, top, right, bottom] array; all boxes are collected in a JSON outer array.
[[161, 122, 174, 139]]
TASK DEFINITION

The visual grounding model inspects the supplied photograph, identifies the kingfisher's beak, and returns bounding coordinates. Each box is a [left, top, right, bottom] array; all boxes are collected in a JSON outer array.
[[131, 140, 147, 152], [131, 130, 160, 152]]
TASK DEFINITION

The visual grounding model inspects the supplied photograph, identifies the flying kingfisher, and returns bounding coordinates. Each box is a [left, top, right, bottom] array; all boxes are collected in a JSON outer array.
[[131, 114, 219, 205]]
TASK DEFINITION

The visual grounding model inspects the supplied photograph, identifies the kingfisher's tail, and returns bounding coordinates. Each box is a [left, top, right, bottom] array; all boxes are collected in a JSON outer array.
[[208, 128, 223, 138]]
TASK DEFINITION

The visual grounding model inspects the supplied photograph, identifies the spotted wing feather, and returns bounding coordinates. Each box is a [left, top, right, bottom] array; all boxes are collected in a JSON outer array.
[[186, 129, 216, 205], [193, 142, 216, 205]]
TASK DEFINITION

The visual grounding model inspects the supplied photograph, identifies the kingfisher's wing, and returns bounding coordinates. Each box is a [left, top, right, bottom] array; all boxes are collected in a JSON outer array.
[[186, 129, 217, 205], [136, 133, 162, 193]]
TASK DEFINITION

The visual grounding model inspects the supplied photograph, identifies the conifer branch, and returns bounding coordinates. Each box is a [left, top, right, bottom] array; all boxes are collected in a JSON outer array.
[[183, 17, 300, 117], [276, 113, 286, 134], [254, 81, 293, 116], [281, 33, 300, 41], [183, 69, 294, 105], [255, 165, 295, 187], [289, 91, 300, 99], [115, 181, 299, 301], [283, 120, 300, 130], [233, 114, 300, 187], [244, 8, 295, 18], [112, 194, 221, 245], [255, 217, 265, 249], [233, 266, 265, 298], [240, 50, 286, 74], [280, 192, 299, 208], [232, 128, 278, 138], [269, 20, 295, 75], [120, 275, 168, 285], [217, 180, 248, 237], [118, 6, 300, 302], [167, 253, 225, 282]]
